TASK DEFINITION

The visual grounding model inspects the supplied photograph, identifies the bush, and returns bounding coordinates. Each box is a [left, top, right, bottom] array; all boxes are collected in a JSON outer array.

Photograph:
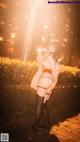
[[0, 57, 80, 87]]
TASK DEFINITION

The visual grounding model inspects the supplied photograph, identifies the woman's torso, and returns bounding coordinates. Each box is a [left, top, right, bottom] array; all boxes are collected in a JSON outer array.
[[41, 56, 55, 78]]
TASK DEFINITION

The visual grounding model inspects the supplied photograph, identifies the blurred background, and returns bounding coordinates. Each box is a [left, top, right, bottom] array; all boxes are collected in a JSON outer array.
[[0, 0, 80, 66]]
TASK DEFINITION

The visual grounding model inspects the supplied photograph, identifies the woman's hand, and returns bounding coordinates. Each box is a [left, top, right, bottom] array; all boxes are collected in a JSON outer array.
[[44, 94, 50, 103], [44, 89, 52, 103]]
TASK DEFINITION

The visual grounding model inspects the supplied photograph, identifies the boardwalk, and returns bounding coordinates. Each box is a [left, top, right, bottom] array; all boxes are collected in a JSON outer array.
[[50, 114, 80, 142]]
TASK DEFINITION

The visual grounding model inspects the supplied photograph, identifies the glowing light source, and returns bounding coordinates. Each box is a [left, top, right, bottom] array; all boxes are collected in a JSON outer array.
[[7, 0, 74, 61], [65, 24, 69, 28], [58, 57, 64, 63], [63, 38, 67, 42], [62, 43, 65, 47], [44, 24, 48, 30], [50, 39, 59, 42], [9, 23, 12, 27], [11, 33, 16, 39], [0, 36, 4, 42], [23, 0, 42, 61], [37, 48, 44, 52]]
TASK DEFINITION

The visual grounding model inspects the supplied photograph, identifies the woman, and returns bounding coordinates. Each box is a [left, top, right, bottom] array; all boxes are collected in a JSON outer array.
[[31, 44, 59, 131]]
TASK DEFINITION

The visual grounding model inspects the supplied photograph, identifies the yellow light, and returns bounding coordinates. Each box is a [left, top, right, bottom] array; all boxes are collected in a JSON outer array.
[[0, 36, 4, 42], [63, 38, 67, 42], [37, 48, 44, 52], [50, 39, 59, 42], [65, 24, 69, 28], [44, 24, 48, 29], [23, 0, 42, 61], [11, 33, 16, 39], [62, 43, 65, 47], [58, 57, 64, 63]]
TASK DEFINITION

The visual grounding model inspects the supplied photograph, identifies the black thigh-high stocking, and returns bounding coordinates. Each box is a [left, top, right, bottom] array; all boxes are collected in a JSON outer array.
[[42, 102, 50, 126], [34, 95, 50, 127], [34, 95, 44, 127]]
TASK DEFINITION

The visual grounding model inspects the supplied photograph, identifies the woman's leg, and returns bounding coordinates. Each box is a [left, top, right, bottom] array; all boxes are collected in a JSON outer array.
[[43, 102, 50, 124], [34, 95, 44, 128], [33, 95, 50, 130]]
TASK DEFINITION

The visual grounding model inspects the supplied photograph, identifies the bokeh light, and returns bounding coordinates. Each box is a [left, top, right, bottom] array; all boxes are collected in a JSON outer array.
[[0, 0, 80, 66]]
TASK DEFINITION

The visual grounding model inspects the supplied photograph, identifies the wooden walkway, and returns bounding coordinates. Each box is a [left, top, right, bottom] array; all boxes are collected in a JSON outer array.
[[50, 114, 80, 142]]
